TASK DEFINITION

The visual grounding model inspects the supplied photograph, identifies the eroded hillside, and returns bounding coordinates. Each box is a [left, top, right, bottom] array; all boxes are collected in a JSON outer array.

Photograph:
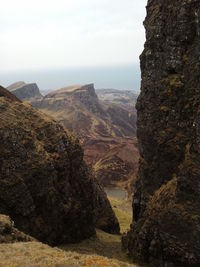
[[8, 83, 139, 191]]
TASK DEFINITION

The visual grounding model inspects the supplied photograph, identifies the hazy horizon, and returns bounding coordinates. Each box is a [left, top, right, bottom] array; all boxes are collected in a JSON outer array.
[[1, 64, 141, 92], [1, 0, 146, 92], [1, 0, 146, 75]]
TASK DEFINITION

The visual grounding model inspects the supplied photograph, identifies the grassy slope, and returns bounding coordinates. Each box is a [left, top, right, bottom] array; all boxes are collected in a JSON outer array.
[[0, 192, 136, 266], [61, 194, 133, 264], [108, 196, 132, 233], [0, 242, 136, 267]]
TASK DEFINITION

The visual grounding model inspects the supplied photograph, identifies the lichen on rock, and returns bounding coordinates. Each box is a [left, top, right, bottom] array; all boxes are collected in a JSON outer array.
[[124, 0, 200, 266]]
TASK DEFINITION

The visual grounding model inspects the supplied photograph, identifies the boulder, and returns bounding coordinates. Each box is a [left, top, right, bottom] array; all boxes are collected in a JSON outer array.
[[0, 87, 119, 245], [124, 0, 200, 266]]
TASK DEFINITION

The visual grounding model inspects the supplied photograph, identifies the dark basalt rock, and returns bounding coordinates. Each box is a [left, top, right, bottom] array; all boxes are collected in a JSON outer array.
[[0, 87, 119, 245], [124, 0, 200, 266]]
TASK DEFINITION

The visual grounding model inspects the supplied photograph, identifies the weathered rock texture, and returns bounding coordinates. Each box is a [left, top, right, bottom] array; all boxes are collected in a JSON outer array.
[[7, 81, 42, 100], [0, 214, 34, 243], [124, 1, 200, 266], [0, 87, 119, 245]]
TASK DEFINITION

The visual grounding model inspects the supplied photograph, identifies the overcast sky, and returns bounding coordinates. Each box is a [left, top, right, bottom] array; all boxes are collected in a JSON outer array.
[[0, 0, 147, 72]]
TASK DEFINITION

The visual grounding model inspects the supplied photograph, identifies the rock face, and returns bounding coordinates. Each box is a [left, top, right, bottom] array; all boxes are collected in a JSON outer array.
[[124, 1, 200, 266], [0, 87, 119, 245], [7, 81, 42, 101], [93, 181, 120, 234], [31, 84, 139, 190], [0, 86, 21, 102], [0, 214, 34, 243]]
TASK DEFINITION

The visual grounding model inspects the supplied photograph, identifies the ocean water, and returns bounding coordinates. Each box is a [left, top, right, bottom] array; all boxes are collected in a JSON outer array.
[[0, 64, 141, 93]]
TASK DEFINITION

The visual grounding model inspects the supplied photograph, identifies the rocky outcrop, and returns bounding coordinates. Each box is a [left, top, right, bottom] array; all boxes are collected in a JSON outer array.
[[46, 84, 100, 112], [0, 86, 21, 102], [0, 87, 119, 245], [0, 214, 34, 243], [124, 1, 200, 266], [5, 81, 139, 191], [30, 84, 138, 189], [7, 82, 42, 100]]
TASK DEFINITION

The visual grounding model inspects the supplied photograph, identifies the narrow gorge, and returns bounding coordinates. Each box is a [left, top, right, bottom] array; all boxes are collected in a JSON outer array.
[[1, 1, 200, 266]]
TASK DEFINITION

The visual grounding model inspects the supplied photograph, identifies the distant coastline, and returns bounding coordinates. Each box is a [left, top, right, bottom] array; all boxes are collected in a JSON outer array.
[[1, 64, 141, 93]]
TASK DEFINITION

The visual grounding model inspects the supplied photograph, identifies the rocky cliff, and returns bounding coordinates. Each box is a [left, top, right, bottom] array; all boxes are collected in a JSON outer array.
[[124, 0, 200, 266], [7, 81, 43, 100], [30, 84, 138, 190], [0, 86, 119, 245]]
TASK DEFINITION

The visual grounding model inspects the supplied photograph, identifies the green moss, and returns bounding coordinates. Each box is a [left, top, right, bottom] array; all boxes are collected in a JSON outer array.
[[169, 74, 184, 88], [160, 106, 169, 112]]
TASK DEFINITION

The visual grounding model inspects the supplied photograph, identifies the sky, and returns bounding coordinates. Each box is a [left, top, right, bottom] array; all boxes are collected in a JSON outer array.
[[0, 0, 147, 72]]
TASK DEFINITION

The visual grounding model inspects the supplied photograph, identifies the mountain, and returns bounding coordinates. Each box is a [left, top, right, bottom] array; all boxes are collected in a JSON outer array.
[[0, 86, 119, 245], [33, 84, 137, 140], [96, 89, 138, 108], [9, 82, 139, 191], [7, 81, 43, 101], [123, 0, 200, 266]]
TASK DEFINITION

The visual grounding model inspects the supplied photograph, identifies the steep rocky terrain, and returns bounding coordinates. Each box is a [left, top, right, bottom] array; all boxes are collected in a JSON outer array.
[[32, 84, 137, 141], [124, 0, 200, 266], [0, 86, 119, 245], [24, 83, 139, 190], [7, 81, 43, 101]]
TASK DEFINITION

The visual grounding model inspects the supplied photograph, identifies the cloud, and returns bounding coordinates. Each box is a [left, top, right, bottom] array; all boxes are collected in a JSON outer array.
[[0, 0, 147, 71]]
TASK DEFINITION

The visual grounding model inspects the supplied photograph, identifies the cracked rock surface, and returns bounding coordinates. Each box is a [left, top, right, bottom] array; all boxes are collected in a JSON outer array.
[[124, 1, 200, 266]]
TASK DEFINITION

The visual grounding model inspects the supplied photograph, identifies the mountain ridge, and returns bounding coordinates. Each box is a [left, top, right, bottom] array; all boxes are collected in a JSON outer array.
[[7, 82, 139, 191]]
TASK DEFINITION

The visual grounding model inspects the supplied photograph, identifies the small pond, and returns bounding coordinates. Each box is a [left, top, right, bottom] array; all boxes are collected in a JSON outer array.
[[105, 187, 127, 200]]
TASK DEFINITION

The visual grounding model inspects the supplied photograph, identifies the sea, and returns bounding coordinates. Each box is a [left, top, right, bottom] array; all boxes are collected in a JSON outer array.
[[0, 64, 141, 94]]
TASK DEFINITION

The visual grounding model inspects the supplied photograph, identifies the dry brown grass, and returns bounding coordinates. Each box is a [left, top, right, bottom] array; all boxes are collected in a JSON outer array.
[[0, 241, 137, 267], [0, 192, 136, 266], [60, 195, 133, 264]]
